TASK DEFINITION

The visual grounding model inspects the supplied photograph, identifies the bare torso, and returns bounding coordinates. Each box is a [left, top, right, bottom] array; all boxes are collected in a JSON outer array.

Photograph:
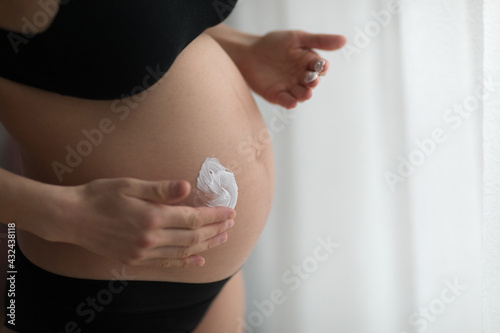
[[0, 4, 274, 284]]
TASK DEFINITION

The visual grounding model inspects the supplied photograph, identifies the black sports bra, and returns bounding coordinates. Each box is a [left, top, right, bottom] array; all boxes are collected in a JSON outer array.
[[0, 0, 237, 100]]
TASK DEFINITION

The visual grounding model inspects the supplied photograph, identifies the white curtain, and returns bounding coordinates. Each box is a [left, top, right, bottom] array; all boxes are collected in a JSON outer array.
[[226, 1, 500, 332]]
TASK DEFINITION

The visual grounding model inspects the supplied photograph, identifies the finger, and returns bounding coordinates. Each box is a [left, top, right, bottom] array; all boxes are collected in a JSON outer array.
[[275, 91, 298, 109], [139, 254, 206, 268], [155, 219, 234, 247], [147, 232, 229, 264], [308, 59, 329, 75], [122, 179, 191, 204], [161, 205, 236, 229], [297, 31, 347, 51], [290, 84, 313, 102]]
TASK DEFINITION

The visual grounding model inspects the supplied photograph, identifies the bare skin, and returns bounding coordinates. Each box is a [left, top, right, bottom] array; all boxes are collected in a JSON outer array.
[[0, 1, 346, 331]]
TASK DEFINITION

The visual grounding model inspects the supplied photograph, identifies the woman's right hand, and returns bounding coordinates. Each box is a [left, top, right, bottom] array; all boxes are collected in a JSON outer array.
[[53, 178, 236, 268]]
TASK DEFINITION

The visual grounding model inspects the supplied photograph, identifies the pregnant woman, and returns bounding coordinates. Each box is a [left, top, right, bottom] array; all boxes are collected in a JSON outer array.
[[0, 0, 345, 332]]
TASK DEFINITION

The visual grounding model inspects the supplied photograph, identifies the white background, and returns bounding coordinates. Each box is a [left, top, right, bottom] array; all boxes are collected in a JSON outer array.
[[226, 1, 500, 332]]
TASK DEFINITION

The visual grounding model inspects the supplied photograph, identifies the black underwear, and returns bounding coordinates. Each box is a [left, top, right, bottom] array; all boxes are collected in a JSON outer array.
[[3, 242, 231, 333]]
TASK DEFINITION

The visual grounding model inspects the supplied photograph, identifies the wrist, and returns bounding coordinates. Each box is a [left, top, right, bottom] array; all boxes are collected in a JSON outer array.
[[38, 183, 81, 244], [0, 168, 78, 243]]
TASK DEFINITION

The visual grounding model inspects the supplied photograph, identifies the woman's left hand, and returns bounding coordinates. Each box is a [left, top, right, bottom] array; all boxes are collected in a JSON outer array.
[[239, 31, 346, 109]]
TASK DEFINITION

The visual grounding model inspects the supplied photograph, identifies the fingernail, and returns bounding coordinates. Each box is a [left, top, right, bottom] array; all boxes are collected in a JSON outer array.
[[219, 232, 228, 243], [305, 71, 318, 83], [192, 257, 205, 267], [226, 219, 235, 229], [315, 59, 326, 73], [227, 209, 236, 219]]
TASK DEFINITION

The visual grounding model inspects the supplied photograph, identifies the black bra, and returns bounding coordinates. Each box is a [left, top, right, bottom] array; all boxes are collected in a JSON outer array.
[[0, 0, 236, 100]]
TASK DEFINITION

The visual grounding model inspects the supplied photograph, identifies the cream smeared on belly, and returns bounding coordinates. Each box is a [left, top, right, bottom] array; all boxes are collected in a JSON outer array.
[[196, 157, 238, 209]]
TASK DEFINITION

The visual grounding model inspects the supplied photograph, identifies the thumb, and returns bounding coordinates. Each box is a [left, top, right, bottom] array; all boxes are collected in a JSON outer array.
[[297, 32, 346, 51], [123, 179, 191, 204]]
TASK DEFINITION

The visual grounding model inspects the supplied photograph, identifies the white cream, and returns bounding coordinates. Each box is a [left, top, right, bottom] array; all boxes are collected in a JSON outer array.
[[196, 157, 238, 209], [305, 60, 326, 84], [305, 71, 318, 83], [315, 59, 326, 73]]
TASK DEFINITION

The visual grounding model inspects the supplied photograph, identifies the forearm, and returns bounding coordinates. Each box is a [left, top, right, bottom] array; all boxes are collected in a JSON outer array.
[[205, 24, 260, 71], [0, 167, 70, 241]]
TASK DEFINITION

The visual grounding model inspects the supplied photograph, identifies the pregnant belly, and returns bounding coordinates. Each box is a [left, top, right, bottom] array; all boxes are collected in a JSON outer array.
[[1, 33, 275, 283]]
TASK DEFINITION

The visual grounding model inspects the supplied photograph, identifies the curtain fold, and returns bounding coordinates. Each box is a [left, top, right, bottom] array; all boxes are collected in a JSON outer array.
[[482, 1, 500, 332]]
